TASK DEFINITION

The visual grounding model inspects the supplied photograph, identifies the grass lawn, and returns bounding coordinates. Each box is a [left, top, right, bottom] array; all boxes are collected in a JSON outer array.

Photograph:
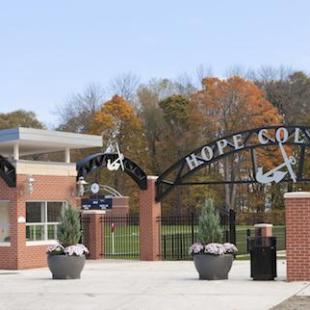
[[103, 224, 285, 260]]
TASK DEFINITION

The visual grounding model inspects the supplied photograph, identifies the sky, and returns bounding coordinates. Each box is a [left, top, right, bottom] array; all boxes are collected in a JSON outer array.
[[1, 0, 310, 127]]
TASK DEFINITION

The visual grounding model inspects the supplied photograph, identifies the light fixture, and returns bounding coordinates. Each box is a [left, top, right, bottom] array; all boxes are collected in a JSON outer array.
[[77, 177, 88, 197], [26, 175, 35, 195]]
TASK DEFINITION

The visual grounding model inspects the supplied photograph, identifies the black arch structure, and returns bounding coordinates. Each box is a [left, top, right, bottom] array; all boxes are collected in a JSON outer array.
[[156, 125, 310, 202], [76, 153, 147, 190], [0, 155, 16, 187]]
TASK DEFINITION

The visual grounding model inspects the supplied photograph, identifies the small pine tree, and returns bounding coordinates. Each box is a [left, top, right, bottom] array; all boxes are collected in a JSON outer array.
[[58, 205, 81, 247], [197, 198, 223, 244]]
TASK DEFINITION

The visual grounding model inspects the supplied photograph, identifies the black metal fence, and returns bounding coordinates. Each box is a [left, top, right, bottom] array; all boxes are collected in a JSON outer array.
[[80, 216, 91, 256], [159, 212, 232, 260], [102, 215, 140, 259]]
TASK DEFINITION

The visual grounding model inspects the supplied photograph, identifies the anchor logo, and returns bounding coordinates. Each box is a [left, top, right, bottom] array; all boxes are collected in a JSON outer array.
[[105, 143, 125, 171], [256, 142, 297, 184]]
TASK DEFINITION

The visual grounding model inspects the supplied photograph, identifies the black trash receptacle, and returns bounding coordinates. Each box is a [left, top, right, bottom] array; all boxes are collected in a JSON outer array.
[[249, 236, 277, 280]]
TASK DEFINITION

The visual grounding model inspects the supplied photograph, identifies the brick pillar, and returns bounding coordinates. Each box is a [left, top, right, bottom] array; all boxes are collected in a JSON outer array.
[[82, 210, 105, 259], [284, 192, 310, 281], [139, 176, 161, 260], [254, 223, 273, 237]]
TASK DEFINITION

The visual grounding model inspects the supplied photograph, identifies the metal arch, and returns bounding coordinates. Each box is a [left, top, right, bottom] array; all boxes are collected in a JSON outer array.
[[0, 155, 16, 187], [83, 183, 124, 197], [155, 125, 310, 201], [76, 153, 147, 190]]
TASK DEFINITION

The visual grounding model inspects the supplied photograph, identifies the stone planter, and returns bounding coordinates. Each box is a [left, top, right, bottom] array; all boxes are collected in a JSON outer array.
[[47, 255, 86, 279], [193, 253, 234, 280]]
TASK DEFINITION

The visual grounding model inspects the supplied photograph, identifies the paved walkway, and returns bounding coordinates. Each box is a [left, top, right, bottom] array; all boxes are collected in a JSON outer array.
[[0, 260, 309, 310]]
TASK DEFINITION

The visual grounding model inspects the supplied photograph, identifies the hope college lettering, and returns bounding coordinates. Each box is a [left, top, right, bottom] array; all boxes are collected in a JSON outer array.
[[185, 127, 307, 171], [156, 125, 310, 200]]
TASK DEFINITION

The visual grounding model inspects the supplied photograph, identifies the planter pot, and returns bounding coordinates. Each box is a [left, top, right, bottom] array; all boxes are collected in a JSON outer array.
[[47, 255, 86, 279], [193, 253, 233, 280]]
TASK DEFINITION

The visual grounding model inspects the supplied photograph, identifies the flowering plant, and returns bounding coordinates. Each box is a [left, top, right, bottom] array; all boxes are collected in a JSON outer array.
[[47, 205, 88, 256], [64, 244, 89, 256], [189, 242, 238, 255], [47, 243, 64, 255], [47, 243, 89, 256], [189, 199, 238, 256]]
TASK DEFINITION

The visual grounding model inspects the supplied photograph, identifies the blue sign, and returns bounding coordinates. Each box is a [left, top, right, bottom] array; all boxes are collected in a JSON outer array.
[[81, 198, 113, 210]]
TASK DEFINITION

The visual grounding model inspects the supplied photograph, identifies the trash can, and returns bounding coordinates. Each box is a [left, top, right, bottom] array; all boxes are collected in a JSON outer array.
[[249, 236, 277, 280]]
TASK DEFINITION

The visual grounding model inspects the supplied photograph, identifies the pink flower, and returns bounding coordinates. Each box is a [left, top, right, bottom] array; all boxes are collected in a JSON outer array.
[[189, 243, 204, 254], [223, 243, 238, 254], [204, 243, 225, 255], [47, 243, 64, 254], [64, 244, 89, 256]]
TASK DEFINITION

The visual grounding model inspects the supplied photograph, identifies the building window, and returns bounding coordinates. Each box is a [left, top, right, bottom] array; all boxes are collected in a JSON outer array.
[[26, 201, 66, 241], [0, 201, 10, 243]]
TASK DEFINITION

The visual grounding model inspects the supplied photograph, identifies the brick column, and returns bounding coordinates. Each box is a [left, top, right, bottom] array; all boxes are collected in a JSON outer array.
[[254, 223, 273, 237], [139, 176, 161, 260], [284, 192, 310, 281], [82, 210, 105, 259]]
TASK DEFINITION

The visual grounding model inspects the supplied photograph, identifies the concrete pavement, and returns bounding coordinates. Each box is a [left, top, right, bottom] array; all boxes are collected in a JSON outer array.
[[0, 260, 309, 310]]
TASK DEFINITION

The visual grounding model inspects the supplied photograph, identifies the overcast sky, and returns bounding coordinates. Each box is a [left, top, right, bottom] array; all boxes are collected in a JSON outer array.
[[1, 0, 310, 127]]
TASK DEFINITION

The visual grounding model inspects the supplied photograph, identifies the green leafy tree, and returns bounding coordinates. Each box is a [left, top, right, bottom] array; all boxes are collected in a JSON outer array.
[[197, 199, 223, 244], [0, 110, 45, 129], [58, 206, 81, 247]]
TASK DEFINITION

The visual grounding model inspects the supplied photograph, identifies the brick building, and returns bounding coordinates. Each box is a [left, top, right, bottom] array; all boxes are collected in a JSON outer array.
[[0, 127, 102, 269]]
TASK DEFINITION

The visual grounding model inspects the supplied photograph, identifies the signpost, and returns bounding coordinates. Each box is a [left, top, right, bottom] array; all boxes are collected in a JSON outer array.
[[81, 198, 113, 210]]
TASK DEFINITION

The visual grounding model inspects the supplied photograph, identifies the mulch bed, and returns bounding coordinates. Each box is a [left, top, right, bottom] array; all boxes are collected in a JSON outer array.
[[272, 296, 310, 310]]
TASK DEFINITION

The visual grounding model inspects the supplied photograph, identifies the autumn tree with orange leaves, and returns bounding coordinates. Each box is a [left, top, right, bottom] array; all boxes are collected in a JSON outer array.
[[191, 77, 283, 211], [90, 95, 149, 213]]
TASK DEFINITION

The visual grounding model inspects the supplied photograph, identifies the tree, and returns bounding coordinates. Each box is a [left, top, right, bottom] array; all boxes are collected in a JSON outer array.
[[197, 198, 223, 244], [91, 95, 147, 159], [109, 72, 140, 103], [137, 78, 196, 173], [191, 76, 283, 210], [158, 95, 202, 215], [0, 110, 45, 129], [57, 83, 104, 133], [90, 95, 149, 213], [255, 69, 310, 125], [58, 206, 81, 247], [137, 86, 165, 173]]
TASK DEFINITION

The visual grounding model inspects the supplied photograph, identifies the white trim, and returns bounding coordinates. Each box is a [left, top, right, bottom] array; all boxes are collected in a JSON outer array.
[[65, 147, 71, 163], [26, 200, 68, 203], [0, 127, 102, 157], [254, 223, 273, 228], [284, 192, 310, 199], [15, 160, 77, 176], [26, 240, 58, 246], [82, 210, 106, 215], [147, 175, 158, 180], [0, 242, 11, 247], [13, 143, 19, 160]]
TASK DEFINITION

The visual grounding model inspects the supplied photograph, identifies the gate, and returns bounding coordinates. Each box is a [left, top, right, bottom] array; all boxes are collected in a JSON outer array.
[[159, 210, 234, 260], [81, 216, 91, 253], [102, 215, 140, 259]]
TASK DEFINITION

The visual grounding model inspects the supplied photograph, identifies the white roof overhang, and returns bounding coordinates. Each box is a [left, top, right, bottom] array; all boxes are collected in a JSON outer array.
[[0, 127, 102, 157]]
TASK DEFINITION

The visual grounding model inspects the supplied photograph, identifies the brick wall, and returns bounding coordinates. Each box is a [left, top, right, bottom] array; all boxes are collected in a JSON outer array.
[[0, 174, 78, 269], [81, 211, 105, 259], [105, 197, 129, 217], [284, 192, 310, 281], [139, 176, 161, 261], [0, 176, 18, 269]]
